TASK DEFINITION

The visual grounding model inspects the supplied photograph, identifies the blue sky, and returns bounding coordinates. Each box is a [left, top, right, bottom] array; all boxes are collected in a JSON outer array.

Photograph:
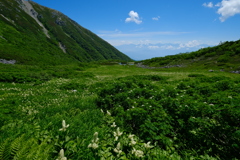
[[33, 0, 240, 60]]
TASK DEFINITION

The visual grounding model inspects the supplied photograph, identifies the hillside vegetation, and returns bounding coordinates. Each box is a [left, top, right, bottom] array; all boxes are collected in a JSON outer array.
[[140, 40, 240, 72], [0, 63, 240, 159], [0, 0, 131, 65]]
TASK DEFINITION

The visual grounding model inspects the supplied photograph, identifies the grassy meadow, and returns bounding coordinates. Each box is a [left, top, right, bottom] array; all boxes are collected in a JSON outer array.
[[0, 64, 240, 159]]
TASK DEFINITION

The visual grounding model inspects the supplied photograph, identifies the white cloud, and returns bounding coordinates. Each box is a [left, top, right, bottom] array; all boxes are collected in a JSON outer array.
[[203, 2, 214, 8], [217, 0, 240, 22], [148, 46, 159, 49], [165, 45, 175, 49], [178, 40, 200, 49], [125, 11, 142, 24], [215, 2, 221, 7], [152, 16, 160, 21]]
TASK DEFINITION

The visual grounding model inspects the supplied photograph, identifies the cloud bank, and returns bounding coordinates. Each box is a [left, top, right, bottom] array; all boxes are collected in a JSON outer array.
[[125, 11, 142, 24]]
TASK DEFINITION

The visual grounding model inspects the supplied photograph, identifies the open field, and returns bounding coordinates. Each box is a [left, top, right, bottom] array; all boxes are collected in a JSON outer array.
[[1, 64, 240, 159]]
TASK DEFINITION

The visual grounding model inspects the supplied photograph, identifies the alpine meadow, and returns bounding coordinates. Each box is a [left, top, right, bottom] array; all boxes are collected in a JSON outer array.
[[0, 0, 240, 160]]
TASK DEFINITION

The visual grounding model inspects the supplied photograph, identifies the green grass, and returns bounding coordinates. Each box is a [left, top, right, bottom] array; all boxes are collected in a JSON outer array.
[[0, 64, 240, 159]]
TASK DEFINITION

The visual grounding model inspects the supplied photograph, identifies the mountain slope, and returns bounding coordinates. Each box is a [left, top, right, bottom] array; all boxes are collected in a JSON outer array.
[[140, 39, 240, 71], [0, 0, 131, 65]]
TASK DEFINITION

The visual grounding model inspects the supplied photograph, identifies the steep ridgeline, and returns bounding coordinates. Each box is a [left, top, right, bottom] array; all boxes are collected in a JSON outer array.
[[0, 0, 131, 65]]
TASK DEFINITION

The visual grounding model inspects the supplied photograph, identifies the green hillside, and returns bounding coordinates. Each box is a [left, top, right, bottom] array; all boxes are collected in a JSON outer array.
[[140, 40, 240, 72], [0, 0, 131, 65]]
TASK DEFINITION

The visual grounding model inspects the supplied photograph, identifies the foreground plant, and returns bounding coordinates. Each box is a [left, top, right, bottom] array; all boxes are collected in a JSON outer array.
[[59, 120, 69, 132], [88, 132, 99, 149], [56, 149, 67, 160]]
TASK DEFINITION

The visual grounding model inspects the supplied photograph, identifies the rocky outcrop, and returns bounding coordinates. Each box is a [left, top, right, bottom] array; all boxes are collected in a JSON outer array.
[[59, 42, 66, 53], [136, 62, 183, 69], [0, 59, 16, 64], [55, 17, 65, 26], [231, 71, 240, 74], [18, 0, 50, 38]]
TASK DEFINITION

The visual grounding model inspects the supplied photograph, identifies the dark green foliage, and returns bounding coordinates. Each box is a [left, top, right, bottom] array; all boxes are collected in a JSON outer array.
[[94, 75, 240, 159], [217, 54, 230, 63], [188, 73, 205, 77], [0, 72, 41, 83], [0, 63, 96, 83], [59, 83, 87, 90]]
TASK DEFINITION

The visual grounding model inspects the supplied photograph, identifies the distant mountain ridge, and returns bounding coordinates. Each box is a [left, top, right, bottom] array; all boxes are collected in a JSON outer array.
[[0, 0, 131, 65], [140, 39, 240, 72]]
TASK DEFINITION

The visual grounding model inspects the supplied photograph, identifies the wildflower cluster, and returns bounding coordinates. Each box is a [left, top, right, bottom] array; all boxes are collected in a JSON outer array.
[[132, 148, 144, 158], [113, 127, 123, 141], [88, 132, 99, 149], [59, 120, 69, 132], [113, 142, 122, 157], [56, 149, 67, 160]]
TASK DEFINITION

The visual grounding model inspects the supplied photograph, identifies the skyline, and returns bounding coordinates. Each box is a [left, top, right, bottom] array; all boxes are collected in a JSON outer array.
[[32, 0, 240, 60]]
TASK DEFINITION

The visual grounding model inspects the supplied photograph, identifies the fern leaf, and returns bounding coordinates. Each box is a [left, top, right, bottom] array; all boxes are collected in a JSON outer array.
[[10, 135, 24, 159], [0, 138, 11, 160]]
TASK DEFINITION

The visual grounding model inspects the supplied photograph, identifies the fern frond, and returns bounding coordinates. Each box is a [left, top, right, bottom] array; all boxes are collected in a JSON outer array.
[[10, 135, 23, 158], [0, 138, 11, 160]]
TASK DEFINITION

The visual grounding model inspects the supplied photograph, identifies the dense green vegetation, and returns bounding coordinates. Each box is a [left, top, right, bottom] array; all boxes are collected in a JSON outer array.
[[1, 1, 240, 159], [140, 40, 240, 72], [0, 0, 131, 65], [1, 63, 240, 159]]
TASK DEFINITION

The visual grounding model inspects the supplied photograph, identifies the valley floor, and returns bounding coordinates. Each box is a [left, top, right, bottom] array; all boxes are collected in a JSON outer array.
[[1, 64, 240, 159]]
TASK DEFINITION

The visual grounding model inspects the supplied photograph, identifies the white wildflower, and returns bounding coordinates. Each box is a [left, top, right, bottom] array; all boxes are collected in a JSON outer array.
[[100, 109, 104, 113], [107, 110, 111, 116], [114, 142, 122, 154], [93, 132, 99, 143], [88, 143, 99, 149], [144, 142, 153, 149], [59, 120, 69, 131], [128, 134, 134, 139], [88, 132, 99, 149], [114, 143, 122, 157], [114, 127, 123, 141], [132, 148, 144, 158], [228, 96, 232, 99], [56, 149, 67, 160], [111, 122, 117, 128], [129, 138, 137, 146], [114, 127, 123, 137]]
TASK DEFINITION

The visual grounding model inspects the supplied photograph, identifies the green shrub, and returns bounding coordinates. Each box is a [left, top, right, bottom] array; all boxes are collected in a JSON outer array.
[[188, 74, 205, 77], [217, 54, 230, 63], [205, 52, 216, 57]]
